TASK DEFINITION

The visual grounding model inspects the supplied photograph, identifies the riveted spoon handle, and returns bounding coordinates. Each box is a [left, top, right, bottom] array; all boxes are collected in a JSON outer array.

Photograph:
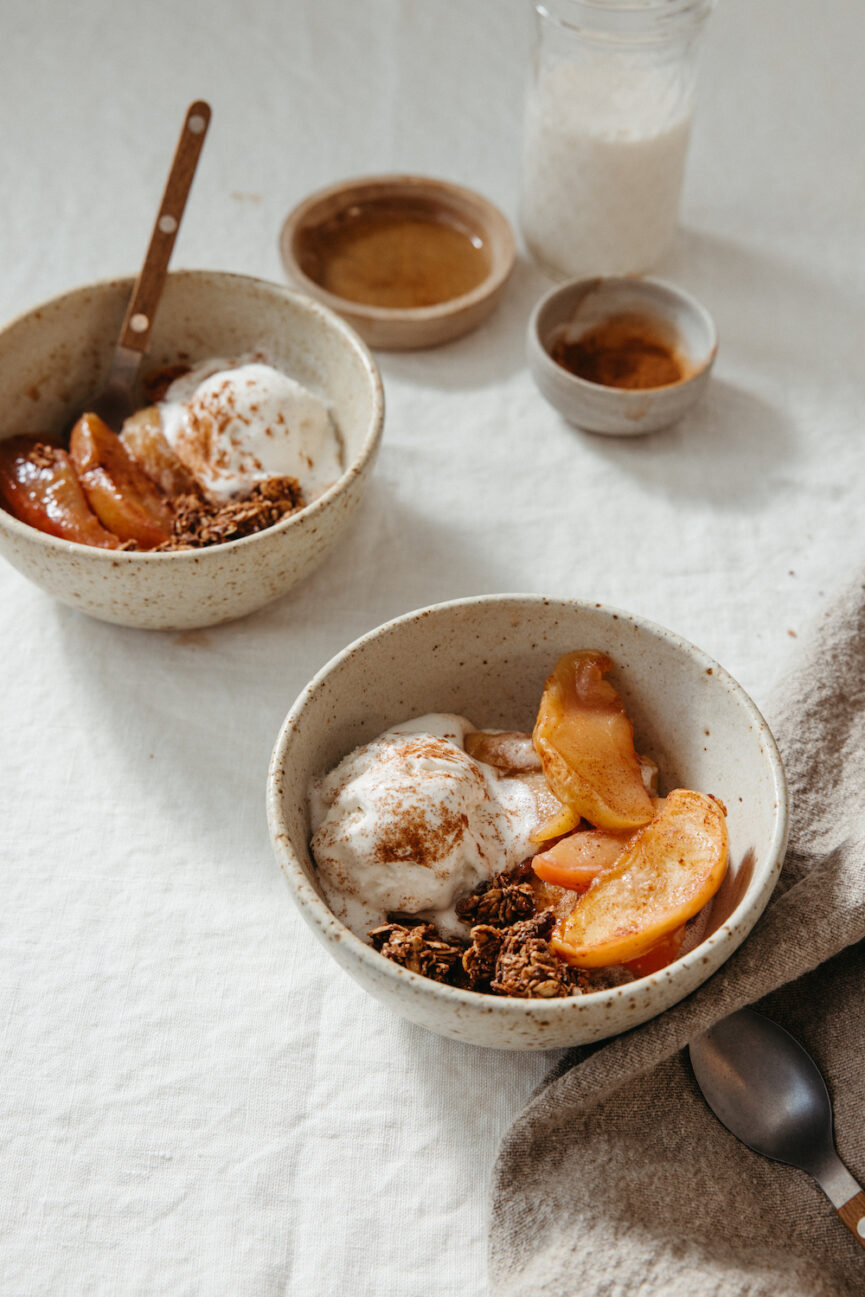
[[118, 100, 212, 354], [838, 1191, 865, 1250]]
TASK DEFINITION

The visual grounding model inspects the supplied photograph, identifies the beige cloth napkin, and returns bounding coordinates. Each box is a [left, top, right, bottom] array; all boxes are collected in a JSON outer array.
[[489, 577, 865, 1297]]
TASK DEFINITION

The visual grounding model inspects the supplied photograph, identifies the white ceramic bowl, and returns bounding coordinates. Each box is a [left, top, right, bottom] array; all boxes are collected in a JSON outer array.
[[527, 276, 717, 436], [0, 270, 384, 629], [267, 595, 788, 1050]]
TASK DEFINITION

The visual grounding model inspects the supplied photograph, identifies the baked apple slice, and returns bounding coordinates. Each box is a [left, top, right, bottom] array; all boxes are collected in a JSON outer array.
[[120, 406, 199, 497], [532, 650, 654, 836], [0, 437, 122, 548], [533, 795, 667, 891], [552, 788, 728, 968], [70, 413, 173, 548], [532, 824, 637, 891], [623, 925, 686, 978]]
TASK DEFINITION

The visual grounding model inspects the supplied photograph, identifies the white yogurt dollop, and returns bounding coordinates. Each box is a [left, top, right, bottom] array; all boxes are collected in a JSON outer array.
[[158, 357, 342, 502], [309, 715, 541, 939]]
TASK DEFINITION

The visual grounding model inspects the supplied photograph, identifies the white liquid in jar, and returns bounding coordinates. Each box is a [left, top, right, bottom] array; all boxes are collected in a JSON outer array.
[[520, 58, 693, 278]]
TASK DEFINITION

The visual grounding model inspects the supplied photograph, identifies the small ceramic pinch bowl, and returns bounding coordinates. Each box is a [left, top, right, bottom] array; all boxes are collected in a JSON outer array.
[[280, 174, 516, 350], [267, 595, 788, 1050], [0, 270, 384, 629], [527, 275, 718, 436]]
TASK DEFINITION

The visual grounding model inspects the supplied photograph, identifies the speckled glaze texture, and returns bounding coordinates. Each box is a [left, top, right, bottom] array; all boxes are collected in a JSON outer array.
[[0, 271, 384, 628], [527, 276, 718, 436], [267, 596, 789, 1050]]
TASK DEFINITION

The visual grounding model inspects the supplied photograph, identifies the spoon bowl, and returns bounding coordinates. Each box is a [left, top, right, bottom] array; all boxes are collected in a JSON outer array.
[[690, 1008, 865, 1247]]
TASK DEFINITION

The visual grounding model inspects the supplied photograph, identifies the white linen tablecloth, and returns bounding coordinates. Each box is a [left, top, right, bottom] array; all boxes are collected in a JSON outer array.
[[2, 2, 863, 1293]]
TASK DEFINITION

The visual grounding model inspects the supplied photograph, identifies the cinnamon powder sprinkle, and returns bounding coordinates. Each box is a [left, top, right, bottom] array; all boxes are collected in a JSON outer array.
[[551, 313, 687, 390]]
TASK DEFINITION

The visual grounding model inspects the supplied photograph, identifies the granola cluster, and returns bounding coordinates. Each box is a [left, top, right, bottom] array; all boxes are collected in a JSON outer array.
[[369, 922, 464, 982], [155, 476, 305, 551], [369, 868, 587, 1000], [455, 871, 535, 928], [462, 907, 586, 998]]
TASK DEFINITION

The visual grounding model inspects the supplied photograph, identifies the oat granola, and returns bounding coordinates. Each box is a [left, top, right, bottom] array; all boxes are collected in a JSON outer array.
[[491, 912, 585, 999], [455, 870, 536, 928], [155, 475, 304, 551], [369, 921, 465, 984], [461, 924, 505, 990], [370, 881, 588, 1001]]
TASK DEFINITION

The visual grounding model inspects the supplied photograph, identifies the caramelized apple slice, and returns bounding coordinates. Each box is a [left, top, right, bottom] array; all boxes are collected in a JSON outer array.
[[530, 876, 581, 928], [623, 925, 686, 978], [0, 437, 122, 548], [120, 406, 199, 497], [532, 825, 635, 891], [552, 789, 728, 968], [70, 413, 173, 548], [533, 796, 668, 890], [532, 650, 654, 835], [531, 802, 581, 843]]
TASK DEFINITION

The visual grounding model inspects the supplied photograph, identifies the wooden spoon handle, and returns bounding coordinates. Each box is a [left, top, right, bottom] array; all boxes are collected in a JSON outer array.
[[838, 1190, 865, 1250], [118, 100, 211, 354]]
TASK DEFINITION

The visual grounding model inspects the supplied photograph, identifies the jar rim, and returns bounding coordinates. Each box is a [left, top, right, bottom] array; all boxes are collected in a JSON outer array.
[[535, 0, 714, 43]]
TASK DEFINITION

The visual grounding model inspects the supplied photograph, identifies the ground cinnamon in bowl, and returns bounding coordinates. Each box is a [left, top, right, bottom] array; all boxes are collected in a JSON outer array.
[[550, 312, 690, 390]]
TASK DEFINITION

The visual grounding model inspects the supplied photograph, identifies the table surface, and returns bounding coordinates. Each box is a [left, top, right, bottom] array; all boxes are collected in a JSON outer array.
[[2, 2, 863, 1293]]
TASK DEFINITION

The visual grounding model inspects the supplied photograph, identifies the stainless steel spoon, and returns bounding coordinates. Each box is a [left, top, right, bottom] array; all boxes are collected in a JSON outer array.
[[689, 1007, 865, 1251], [88, 99, 211, 431]]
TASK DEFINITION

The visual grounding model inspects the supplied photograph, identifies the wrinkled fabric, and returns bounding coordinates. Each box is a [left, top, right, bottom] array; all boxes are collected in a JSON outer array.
[[3, 0, 865, 1294], [490, 577, 865, 1296]]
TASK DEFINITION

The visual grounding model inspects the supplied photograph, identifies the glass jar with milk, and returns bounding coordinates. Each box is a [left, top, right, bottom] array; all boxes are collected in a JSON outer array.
[[520, 0, 713, 279]]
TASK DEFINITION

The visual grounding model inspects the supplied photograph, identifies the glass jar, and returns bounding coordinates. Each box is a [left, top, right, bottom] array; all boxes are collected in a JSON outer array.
[[520, 0, 713, 279]]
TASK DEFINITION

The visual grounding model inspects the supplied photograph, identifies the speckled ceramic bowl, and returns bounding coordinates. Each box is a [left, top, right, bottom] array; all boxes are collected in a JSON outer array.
[[267, 596, 788, 1050], [0, 270, 384, 629], [527, 276, 717, 436]]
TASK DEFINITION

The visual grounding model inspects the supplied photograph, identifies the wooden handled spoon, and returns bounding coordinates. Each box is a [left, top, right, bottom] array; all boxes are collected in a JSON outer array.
[[89, 99, 211, 431], [690, 1007, 865, 1252]]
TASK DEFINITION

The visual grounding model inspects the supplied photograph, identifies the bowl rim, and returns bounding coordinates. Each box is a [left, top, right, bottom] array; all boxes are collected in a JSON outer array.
[[0, 268, 385, 561], [267, 593, 790, 1019], [279, 173, 516, 325], [528, 273, 719, 399]]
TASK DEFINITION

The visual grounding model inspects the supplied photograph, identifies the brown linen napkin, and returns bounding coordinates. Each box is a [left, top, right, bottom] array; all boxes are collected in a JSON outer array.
[[489, 576, 865, 1297]]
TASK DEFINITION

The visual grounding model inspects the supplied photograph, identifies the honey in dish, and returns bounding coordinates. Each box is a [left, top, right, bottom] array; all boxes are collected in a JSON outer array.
[[550, 312, 691, 390], [297, 200, 490, 310]]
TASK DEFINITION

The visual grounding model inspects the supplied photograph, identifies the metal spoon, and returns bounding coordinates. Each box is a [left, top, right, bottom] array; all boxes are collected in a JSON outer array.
[[689, 1007, 865, 1251], [87, 99, 211, 431]]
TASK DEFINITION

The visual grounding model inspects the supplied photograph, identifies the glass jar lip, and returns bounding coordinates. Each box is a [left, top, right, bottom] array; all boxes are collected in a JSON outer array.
[[535, 0, 714, 42]]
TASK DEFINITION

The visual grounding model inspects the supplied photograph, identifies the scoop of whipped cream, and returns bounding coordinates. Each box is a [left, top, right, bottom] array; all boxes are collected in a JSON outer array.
[[309, 715, 543, 939], [157, 356, 342, 502]]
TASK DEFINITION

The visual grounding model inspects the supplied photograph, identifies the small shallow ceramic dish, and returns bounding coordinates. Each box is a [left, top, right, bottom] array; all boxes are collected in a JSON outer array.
[[528, 276, 718, 435], [0, 270, 384, 629], [280, 174, 515, 350], [267, 595, 788, 1050]]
